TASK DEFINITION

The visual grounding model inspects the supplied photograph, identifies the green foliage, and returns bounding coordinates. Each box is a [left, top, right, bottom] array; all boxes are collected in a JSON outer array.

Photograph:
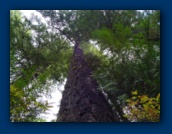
[[90, 10, 160, 121], [10, 10, 72, 122], [92, 28, 114, 47], [124, 91, 160, 122], [31, 118, 47, 122], [80, 42, 106, 71], [10, 85, 50, 122]]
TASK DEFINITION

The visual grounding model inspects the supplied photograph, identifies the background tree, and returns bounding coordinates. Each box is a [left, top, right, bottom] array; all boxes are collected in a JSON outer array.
[[91, 10, 160, 121], [10, 10, 72, 122]]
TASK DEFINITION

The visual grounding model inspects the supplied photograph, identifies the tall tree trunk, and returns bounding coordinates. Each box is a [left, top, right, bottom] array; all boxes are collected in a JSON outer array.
[[57, 41, 119, 122]]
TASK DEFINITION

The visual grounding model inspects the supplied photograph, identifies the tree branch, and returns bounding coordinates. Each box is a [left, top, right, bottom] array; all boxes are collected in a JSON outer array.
[[54, 27, 75, 45]]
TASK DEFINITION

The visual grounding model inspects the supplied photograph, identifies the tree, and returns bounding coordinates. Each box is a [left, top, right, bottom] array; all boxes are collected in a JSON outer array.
[[91, 10, 160, 122], [57, 41, 118, 122], [38, 10, 160, 122], [11, 10, 160, 122], [10, 10, 72, 122], [10, 11, 48, 121]]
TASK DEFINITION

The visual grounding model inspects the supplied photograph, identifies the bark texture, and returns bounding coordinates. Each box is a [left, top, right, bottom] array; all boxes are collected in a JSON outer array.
[[57, 42, 118, 122]]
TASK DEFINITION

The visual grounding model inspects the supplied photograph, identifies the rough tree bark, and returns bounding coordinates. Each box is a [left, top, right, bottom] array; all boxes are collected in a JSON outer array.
[[57, 41, 119, 122]]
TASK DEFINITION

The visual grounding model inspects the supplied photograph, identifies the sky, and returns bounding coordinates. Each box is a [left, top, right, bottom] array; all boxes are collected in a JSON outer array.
[[20, 10, 64, 122], [39, 83, 64, 122]]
